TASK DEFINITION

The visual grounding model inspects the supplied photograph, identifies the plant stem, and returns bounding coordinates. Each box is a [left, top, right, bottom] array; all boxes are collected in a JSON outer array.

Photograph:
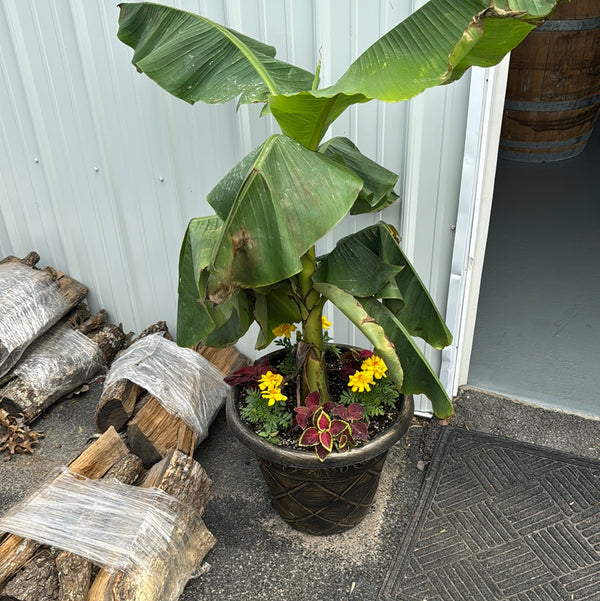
[[299, 248, 330, 403]]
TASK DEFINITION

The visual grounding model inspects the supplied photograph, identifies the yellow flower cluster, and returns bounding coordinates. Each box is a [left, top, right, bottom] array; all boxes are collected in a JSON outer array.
[[347, 355, 387, 393], [258, 371, 287, 406], [272, 323, 296, 339]]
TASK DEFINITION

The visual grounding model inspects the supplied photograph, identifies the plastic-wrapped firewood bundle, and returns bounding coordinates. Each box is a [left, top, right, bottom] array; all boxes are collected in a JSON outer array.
[[96, 335, 247, 466], [0, 427, 143, 599], [0, 428, 215, 601], [0, 254, 88, 379], [0, 307, 127, 424]]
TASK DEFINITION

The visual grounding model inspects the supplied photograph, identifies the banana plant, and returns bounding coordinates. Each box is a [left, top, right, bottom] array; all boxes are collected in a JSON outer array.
[[118, 0, 560, 419]]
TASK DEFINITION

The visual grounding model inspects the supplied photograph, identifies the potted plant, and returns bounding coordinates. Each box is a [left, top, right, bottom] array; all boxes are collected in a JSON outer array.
[[117, 0, 560, 534]]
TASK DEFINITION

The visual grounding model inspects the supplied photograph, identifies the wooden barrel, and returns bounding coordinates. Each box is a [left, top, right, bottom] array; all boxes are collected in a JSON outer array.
[[499, 1, 600, 162]]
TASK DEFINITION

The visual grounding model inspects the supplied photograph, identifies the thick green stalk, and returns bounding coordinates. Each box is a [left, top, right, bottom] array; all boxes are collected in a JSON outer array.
[[298, 249, 330, 403]]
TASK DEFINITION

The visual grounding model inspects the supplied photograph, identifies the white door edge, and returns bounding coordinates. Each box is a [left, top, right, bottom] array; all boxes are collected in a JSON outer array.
[[440, 55, 511, 400]]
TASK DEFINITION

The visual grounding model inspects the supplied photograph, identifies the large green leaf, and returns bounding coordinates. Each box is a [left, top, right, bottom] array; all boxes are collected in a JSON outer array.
[[315, 282, 453, 418], [360, 298, 454, 419], [319, 137, 399, 215], [177, 216, 239, 346], [205, 134, 363, 302], [269, 92, 367, 150], [253, 282, 302, 349], [117, 3, 314, 105], [268, 0, 558, 146], [315, 223, 452, 349]]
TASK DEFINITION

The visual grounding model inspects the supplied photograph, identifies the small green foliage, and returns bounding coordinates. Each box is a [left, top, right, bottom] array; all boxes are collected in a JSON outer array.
[[340, 378, 398, 420], [240, 388, 293, 443]]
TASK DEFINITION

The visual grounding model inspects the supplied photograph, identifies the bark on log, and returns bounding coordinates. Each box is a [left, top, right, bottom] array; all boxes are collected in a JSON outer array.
[[0, 428, 128, 588], [126, 397, 196, 467], [95, 380, 142, 433], [0, 320, 126, 424], [1, 547, 59, 601], [55, 551, 93, 601], [88, 451, 215, 601]]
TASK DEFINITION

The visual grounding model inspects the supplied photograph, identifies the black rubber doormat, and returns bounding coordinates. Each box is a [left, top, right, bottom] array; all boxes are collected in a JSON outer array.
[[379, 428, 600, 601]]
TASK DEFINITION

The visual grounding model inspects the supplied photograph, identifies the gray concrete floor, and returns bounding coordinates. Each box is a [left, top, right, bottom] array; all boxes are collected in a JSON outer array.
[[469, 124, 600, 417], [1, 382, 598, 600]]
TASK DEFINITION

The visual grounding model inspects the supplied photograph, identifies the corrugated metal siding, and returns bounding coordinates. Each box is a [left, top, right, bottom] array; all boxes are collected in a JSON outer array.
[[0, 0, 472, 412]]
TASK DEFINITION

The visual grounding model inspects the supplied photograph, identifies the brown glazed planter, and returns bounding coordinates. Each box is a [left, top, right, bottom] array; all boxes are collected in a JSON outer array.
[[226, 383, 414, 536]]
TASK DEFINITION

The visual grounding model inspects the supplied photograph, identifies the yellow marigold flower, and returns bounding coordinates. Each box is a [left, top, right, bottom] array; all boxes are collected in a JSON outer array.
[[347, 370, 375, 393], [361, 355, 388, 379], [272, 323, 297, 339], [258, 371, 283, 391], [321, 316, 332, 330], [261, 387, 287, 406]]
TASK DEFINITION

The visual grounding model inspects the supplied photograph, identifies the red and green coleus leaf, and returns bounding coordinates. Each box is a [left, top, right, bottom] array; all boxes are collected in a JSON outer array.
[[298, 427, 320, 447], [346, 403, 364, 421], [315, 408, 331, 432], [329, 420, 350, 437], [294, 406, 312, 430], [305, 390, 321, 410], [350, 421, 369, 442], [223, 357, 272, 386], [315, 444, 330, 461], [319, 430, 333, 452]]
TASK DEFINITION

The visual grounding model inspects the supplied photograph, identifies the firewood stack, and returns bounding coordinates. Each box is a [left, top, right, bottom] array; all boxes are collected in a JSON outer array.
[[0, 253, 128, 438], [0, 428, 215, 601], [95, 335, 248, 467], [0, 264, 248, 600]]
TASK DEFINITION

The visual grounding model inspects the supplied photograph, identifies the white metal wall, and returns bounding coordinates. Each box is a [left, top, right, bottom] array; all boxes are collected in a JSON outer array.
[[0, 0, 472, 411]]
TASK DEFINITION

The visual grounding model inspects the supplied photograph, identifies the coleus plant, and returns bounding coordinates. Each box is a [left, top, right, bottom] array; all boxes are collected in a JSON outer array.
[[118, 0, 561, 422], [296, 391, 369, 461]]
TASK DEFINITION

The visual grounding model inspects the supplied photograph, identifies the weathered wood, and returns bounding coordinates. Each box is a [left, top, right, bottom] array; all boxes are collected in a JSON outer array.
[[55, 551, 93, 601], [0, 321, 126, 424], [195, 344, 249, 376], [0, 429, 130, 592], [103, 453, 145, 486], [1, 547, 59, 601], [0, 537, 41, 590], [0, 252, 40, 267], [87, 324, 125, 365], [142, 450, 212, 512], [50, 452, 146, 601], [67, 427, 129, 479], [88, 451, 215, 601], [126, 397, 195, 467], [95, 380, 142, 433]]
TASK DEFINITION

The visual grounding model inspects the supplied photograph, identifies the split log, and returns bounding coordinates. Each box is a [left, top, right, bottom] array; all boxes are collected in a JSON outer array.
[[1, 547, 59, 601], [95, 380, 142, 433], [103, 453, 145, 485], [88, 451, 215, 601], [94, 322, 174, 433], [195, 344, 249, 376], [126, 396, 196, 467], [0, 257, 88, 378], [0, 318, 126, 424], [0, 428, 128, 588]]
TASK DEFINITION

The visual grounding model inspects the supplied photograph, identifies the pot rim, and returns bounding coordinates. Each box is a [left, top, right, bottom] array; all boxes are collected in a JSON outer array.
[[226, 388, 414, 469]]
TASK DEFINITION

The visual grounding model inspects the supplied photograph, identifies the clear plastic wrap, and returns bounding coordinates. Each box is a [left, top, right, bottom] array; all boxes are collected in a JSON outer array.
[[0, 263, 73, 377], [104, 334, 230, 442], [0, 468, 207, 601], [0, 321, 106, 417]]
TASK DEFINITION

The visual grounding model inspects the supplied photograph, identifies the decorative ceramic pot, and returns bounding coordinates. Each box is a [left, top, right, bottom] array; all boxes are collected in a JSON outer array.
[[226, 374, 413, 536]]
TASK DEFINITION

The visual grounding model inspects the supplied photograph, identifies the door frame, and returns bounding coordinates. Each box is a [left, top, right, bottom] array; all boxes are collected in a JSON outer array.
[[439, 55, 511, 399]]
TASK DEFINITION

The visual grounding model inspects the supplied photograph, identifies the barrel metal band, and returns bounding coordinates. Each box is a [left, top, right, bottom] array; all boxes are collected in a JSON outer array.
[[504, 94, 600, 112], [536, 17, 600, 32]]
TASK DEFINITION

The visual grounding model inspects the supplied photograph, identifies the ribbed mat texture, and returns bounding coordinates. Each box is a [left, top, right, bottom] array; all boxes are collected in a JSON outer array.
[[379, 428, 600, 600]]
